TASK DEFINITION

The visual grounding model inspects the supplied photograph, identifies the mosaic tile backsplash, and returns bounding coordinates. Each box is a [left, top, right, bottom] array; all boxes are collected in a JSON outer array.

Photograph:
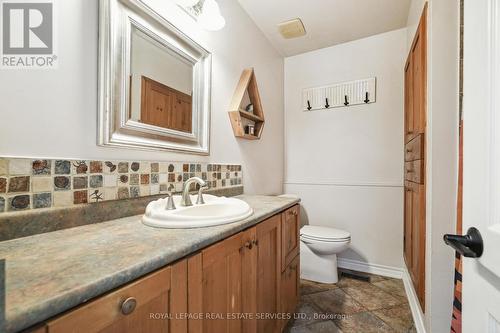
[[0, 158, 242, 213]]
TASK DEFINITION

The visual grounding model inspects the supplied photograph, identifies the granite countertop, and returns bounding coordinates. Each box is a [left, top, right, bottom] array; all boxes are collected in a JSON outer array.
[[0, 195, 300, 333]]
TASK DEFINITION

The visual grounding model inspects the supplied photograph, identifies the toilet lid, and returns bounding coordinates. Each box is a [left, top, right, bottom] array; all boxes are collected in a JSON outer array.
[[300, 225, 351, 241]]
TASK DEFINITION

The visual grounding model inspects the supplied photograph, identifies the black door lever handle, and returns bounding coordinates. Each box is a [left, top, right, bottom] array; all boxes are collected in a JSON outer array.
[[443, 227, 484, 258]]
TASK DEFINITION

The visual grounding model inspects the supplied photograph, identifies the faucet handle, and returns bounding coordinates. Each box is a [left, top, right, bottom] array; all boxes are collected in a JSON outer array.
[[165, 192, 176, 210], [196, 184, 209, 205]]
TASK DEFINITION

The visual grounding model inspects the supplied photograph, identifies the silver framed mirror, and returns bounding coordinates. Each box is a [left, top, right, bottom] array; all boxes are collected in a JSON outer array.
[[98, 0, 211, 154]]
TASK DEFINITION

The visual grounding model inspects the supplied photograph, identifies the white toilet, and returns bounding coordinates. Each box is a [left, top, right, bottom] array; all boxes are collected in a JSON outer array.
[[300, 225, 351, 284]]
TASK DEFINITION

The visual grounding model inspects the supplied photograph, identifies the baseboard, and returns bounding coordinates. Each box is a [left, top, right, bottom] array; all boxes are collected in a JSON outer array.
[[337, 258, 403, 279], [337, 258, 426, 332], [401, 266, 427, 333]]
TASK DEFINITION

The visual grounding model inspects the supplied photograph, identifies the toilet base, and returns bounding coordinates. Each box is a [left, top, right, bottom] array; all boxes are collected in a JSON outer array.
[[300, 241, 340, 284]]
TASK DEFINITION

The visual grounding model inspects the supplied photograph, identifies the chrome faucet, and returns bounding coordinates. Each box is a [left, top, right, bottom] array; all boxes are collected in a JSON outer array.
[[164, 191, 176, 210], [181, 177, 207, 206]]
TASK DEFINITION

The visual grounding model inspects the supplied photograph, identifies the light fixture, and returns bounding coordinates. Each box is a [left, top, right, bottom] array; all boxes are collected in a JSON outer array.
[[198, 0, 226, 31], [174, 0, 200, 7]]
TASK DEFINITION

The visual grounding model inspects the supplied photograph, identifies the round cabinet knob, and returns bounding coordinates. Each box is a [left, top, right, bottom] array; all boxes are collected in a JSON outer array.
[[245, 241, 253, 250], [121, 297, 137, 315]]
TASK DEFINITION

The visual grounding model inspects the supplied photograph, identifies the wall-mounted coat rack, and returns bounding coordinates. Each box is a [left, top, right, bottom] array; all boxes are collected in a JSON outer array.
[[302, 77, 376, 111]]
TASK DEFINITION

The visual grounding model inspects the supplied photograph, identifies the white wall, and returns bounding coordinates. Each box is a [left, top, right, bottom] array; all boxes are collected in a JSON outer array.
[[425, 0, 459, 332], [0, 0, 284, 195], [284, 28, 407, 269]]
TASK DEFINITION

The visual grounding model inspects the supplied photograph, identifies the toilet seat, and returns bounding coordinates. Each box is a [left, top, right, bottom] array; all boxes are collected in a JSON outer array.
[[300, 225, 351, 243]]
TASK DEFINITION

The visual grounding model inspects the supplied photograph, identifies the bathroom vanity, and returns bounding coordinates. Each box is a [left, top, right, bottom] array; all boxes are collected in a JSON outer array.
[[1, 196, 300, 333]]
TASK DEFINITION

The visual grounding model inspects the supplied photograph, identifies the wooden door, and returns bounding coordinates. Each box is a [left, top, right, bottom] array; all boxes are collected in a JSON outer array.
[[255, 215, 281, 333], [47, 260, 188, 333], [281, 205, 300, 272]]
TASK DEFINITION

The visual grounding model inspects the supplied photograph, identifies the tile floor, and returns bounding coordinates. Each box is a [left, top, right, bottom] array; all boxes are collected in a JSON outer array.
[[286, 270, 416, 333]]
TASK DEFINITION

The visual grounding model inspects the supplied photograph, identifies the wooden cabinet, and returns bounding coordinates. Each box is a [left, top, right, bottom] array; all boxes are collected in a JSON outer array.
[[281, 205, 300, 272], [46, 260, 188, 333], [141, 76, 192, 133], [31, 205, 299, 333], [405, 9, 427, 144], [188, 213, 287, 333], [404, 181, 426, 306], [255, 215, 282, 333], [280, 255, 299, 331], [404, 4, 427, 311]]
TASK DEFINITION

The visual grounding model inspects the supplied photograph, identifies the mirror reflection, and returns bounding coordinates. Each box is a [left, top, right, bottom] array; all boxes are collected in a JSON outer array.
[[130, 27, 194, 133]]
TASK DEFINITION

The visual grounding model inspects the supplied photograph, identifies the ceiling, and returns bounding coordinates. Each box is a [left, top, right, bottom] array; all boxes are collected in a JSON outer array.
[[237, 0, 411, 57]]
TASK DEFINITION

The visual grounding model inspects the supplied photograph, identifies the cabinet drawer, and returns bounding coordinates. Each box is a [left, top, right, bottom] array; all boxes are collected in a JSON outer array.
[[281, 205, 300, 272], [47, 267, 172, 333], [405, 160, 424, 184], [405, 134, 424, 161]]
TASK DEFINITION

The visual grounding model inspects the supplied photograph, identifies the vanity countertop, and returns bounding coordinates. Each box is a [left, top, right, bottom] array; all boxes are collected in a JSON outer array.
[[0, 195, 300, 333]]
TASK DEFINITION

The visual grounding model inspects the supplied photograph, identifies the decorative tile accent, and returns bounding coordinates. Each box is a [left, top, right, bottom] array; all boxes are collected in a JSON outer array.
[[8, 176, 30, 193], [72, 161, 88, 174], [118, 162, 129, 173], [32, 160, 51, 175], [9, 195, 30, 211], [0, 178, 6, 193], [0, 158, 243, 214], [53, 176, 70, 191], [130, 174, 139, 185], [73, 190, 88, 204], [73, 176, 88, 190], [33, 193, 52, 209], [54, 160, 71, 175], [90, 161, 103, 173], [89, 175, 103, 188]]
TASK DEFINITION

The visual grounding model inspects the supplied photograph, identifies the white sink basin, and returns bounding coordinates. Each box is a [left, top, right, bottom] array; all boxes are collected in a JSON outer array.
[[142, 194, 253, 228]]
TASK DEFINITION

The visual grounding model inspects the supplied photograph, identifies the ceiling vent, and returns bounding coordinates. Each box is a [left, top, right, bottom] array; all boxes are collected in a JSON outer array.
[[278, 18, 306, 39]]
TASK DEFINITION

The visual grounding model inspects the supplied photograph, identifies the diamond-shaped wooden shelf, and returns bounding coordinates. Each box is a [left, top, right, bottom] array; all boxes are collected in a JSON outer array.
[[228, 68, 265, 140]]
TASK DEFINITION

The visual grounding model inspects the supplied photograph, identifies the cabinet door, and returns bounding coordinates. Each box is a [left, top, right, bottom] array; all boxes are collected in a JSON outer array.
[[404, 181, 426, 308], [171, 94, 192, 133], [197, 232, 246, 333], [280, 255, 299, 331], [255, 215, 281, 333], [411, 183, 426, 307], [141, 76, 173, 128], [404, 59, 414, 143], [47, 260, 188, 333], [281, 205, 300, 272], [404, 182, 413, 268]]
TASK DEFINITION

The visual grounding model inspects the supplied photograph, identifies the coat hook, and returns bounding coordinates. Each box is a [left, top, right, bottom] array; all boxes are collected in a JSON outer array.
[[344, 95, 349, 106], [364, 92, 370, 103], [307, 100, 312, 110], [325, 98, 330, 108]]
